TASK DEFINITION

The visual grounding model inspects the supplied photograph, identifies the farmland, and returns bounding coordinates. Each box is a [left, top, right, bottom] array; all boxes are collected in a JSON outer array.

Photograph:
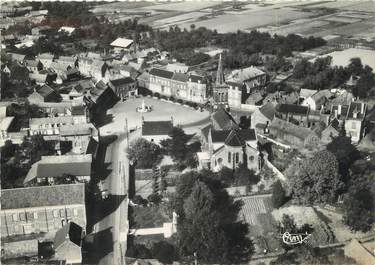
[[90, 1, 375, 41]]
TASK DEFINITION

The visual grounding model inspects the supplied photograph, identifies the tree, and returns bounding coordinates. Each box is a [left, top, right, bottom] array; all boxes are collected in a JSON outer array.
[[342, 174, 375, 232], [234, 163, 259, 186], [272, 180, 288, 208], [151, 241, 177, 263], [178, 181, 229, 262], [127, 138, 163, 169], [173, 170, 252, 263], [343, 187, 375, 232], [327, 135, 360, 181], [287, 150, 344, 204]]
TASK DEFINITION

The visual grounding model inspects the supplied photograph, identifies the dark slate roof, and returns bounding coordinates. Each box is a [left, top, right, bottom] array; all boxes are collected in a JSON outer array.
[[189, 74, 205, 83], [54, 222, 83, 249], [211, 108, 237, 129], [71, 105, 85, 116], [149, 68, 174, 79], [225, 130, 245, 146], [37, 85, 57, 98], [211, 130, 230, 142], [347, 102, 366, 120], [1, 183, 85, 209], [142, 121, 173, 136], [172, 72, 188, 82], [276, 103, 309, 115], [36, 160, 91, 178], [211, 128, 256, 145], [259, 102, 276, 120], [110, 77, 135, 87]]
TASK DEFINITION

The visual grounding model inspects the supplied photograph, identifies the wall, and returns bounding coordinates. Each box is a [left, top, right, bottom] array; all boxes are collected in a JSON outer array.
[[1, 205, 86, 238], [2, 239, 38, 259]]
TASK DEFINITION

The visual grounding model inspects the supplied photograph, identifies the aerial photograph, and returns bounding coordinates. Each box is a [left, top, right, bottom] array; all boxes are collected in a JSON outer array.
[[1, 0, 375, 264]]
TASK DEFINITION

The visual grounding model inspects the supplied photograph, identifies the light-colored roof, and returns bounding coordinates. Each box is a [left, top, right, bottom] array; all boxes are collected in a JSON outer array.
[[300, 88, 316, 99], [24, 154, 92, 183], [110, 38, 133, 48], [227, 66, 265, 83], [0, 106, 7, 118], [344, 239, 375, 265], [59, 26, 76, 34], [0, 117, 14, 131]]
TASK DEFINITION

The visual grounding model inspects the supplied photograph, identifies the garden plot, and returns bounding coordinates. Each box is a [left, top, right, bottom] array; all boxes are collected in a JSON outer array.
[[272, 206, 335, 246]]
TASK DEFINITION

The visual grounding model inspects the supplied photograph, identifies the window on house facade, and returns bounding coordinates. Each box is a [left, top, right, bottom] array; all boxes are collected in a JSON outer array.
[[33, 212, 38, 219], [19, 212, 26, 221], [228, 152, 231, 163], [53, 210, 59, 218], [236, 153, 239, 164], [13, 213, 18, 222], [249, 155, 255, 161], [352, 122, 356, 129], [73, 208, 78, 217]]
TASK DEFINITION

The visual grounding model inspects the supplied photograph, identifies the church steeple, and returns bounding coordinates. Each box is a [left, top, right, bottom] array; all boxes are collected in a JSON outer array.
[[216, 53, 225, 85]]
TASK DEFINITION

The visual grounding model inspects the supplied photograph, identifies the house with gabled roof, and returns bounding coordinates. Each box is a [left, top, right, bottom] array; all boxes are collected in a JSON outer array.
[[110, 37, 134, 51], [53, 222, 84, 264], [141, 120, 173, 145], [302, 89, 332, 111], [251, 102, 276, 130], [0, 183, 86, 238], [268, 117, 321, 148], [24, 154, 92, 185], [345, 101, 367, 143], [198, 127, 261, 172], [28, 85, 62, 104], [108, 77, 137, 99], [25, 59, 43, 73], [211, 107, 237, 130]]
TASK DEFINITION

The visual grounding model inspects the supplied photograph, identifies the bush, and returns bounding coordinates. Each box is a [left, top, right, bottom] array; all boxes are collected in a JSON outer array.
[[169, 96, 175, 102], [272, 180, 288, 208], [132, 195, 148, 206], [151, 241, 177, 263], [160, 95, 168, 100], [148, 193, 162, 205], [154, 92, 160, 98], [177, 99, 183, 104], [191, 102, 198, 109]]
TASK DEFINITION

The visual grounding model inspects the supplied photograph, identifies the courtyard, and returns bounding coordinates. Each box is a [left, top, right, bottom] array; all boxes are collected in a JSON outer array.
[[100, 97, 210, 136]]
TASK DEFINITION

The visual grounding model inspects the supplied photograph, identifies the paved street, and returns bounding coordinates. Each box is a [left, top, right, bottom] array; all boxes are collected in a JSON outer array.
[[90, 117, 142, 265]]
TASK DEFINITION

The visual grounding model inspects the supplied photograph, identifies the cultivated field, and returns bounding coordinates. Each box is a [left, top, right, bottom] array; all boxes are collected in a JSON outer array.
[[177, 7, 313, 33], [140, 1, 221, 12]]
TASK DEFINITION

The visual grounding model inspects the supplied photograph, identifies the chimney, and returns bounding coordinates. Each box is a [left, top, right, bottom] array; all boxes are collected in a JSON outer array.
[[338, 105, 342, 115], [361, 102, 365, 114]]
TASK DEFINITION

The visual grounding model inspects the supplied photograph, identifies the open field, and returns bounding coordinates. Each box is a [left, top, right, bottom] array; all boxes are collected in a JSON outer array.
[[313, 48, 375, 72], [177, 7, 314, 33], [140, 1, 221, 12]]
